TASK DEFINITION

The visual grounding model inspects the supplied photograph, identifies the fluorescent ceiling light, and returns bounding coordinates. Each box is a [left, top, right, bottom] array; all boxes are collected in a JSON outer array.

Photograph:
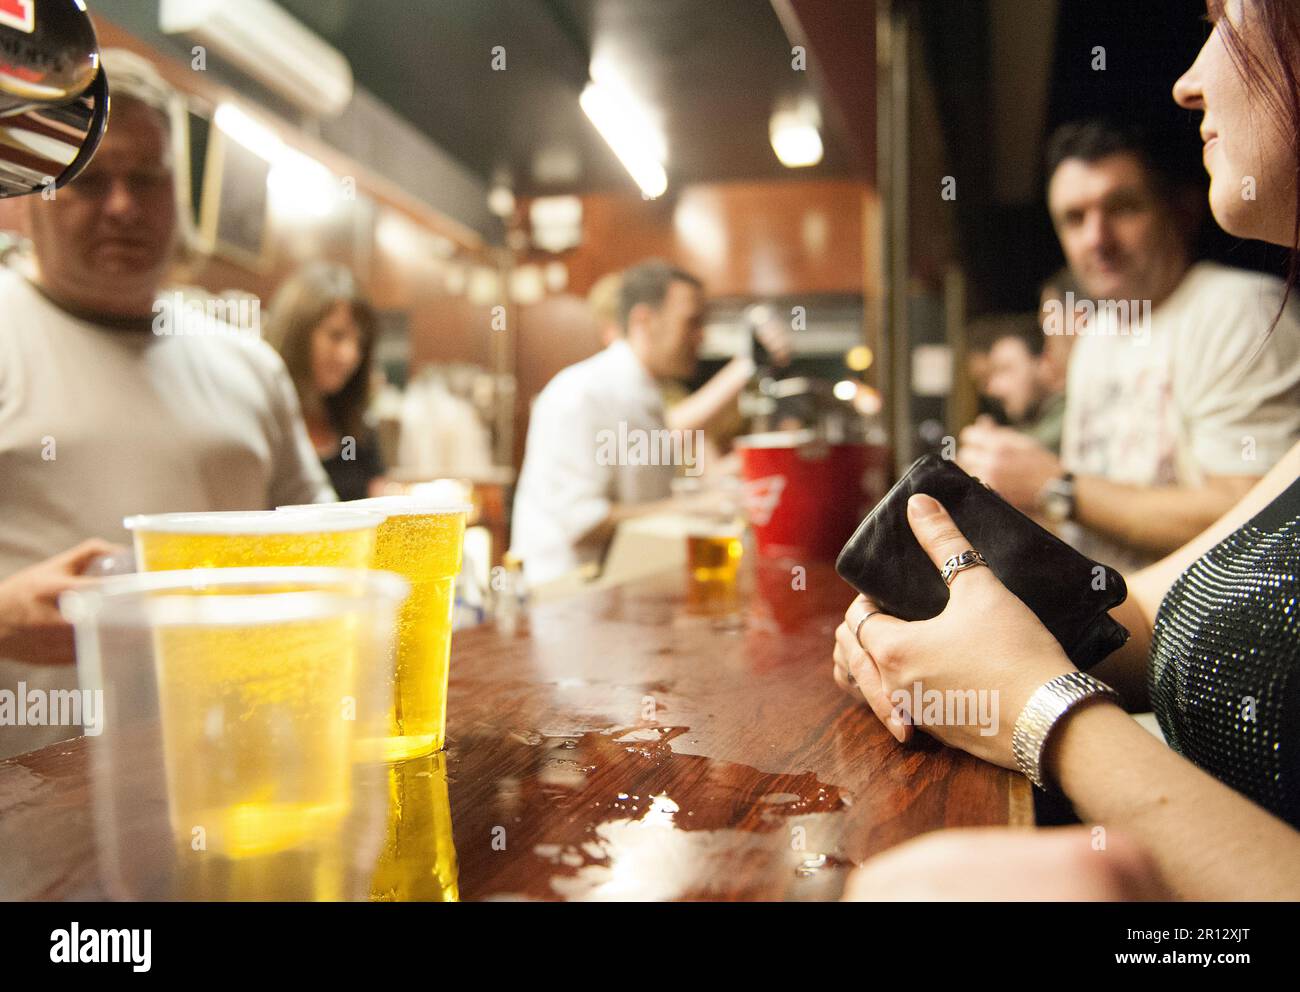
[[269, 148, 338, 220], [213, 102, 282, 161], [580, 80, 668, 199], [214, 102, 337, 219]]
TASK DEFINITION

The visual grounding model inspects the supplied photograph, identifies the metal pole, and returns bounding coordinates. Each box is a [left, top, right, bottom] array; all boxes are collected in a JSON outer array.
[[877, 0, 912, 476]]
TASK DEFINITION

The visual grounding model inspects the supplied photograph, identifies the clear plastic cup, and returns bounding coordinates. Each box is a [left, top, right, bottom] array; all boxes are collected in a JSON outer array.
[[60, 567, 408, 901], [124, 509, 384, 572], [278, 497, 470, 759]]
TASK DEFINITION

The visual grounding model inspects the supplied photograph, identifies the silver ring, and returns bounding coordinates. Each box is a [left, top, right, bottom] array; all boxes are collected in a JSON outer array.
[[941, 549, 988, 586], [853, 609, 881, 646]]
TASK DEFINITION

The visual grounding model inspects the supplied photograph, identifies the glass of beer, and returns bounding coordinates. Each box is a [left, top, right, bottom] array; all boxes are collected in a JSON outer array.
[[60, 566, 408, 901], [685, 517, 746, 585], [125, 509, 383, 571], [279, 497, 470, 760]]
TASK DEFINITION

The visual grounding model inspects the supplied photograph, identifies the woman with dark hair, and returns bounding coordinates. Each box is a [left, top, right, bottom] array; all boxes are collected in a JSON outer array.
[[264, 262, 386, 501], [835, 0, 1300, 899]]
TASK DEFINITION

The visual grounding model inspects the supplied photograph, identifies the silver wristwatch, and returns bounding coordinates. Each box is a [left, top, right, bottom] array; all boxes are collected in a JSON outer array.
[[1038, 472, 1076, 524], [1011, 671, 1121, 790]]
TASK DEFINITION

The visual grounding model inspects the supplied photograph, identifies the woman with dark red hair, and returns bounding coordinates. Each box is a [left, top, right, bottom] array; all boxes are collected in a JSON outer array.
[[837, 1, 1300, 900]]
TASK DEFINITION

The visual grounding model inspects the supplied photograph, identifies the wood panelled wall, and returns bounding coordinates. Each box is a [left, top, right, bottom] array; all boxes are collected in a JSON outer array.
[[534, 179, 877, 300]]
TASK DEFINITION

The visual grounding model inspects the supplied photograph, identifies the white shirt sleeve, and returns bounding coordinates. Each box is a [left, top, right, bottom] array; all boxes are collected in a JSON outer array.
[[516, 381, 613, 548], [1176, 274, 1300, 477]]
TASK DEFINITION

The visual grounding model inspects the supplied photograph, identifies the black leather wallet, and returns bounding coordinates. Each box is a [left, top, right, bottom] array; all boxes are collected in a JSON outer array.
[[835, 453, 1129, 670]]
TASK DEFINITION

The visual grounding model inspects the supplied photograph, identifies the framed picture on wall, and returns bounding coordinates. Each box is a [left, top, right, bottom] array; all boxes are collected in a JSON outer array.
[[181, 103, 271, 270]]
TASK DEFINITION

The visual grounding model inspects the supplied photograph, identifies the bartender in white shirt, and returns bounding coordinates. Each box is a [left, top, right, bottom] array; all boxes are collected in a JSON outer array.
[[511, 260, 712, 585]]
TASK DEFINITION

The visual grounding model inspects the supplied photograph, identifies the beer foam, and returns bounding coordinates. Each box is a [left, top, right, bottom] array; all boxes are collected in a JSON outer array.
[[124, 509, 385, 534], [278, 496, 473, 519]]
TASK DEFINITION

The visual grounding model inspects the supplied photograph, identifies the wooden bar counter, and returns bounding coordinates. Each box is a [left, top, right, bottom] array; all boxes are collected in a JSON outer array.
[[0, 560, 1030, 901]]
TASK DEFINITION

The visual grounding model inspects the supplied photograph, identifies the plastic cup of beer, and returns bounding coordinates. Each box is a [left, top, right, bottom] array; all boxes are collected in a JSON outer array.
[[60, 566, 408, 901], [279, 496, 470, 760], [124, 508, 384, 572]]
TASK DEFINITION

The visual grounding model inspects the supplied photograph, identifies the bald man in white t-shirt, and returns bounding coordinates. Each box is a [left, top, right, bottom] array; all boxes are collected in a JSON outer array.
[[0, 51, 332, 758]]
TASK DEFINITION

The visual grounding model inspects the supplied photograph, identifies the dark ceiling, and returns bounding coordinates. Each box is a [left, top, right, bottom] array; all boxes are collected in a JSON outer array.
[[272, 0, 869, 196]]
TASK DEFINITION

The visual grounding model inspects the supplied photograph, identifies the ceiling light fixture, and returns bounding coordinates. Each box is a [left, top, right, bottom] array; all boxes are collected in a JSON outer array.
[[845, 345, 874, 372], [487, 184, 516, 218], [769, 99, 823, 169], [213, 102, 282, 161], [214, 103, 337, 219], [579, 80, 668, 199]]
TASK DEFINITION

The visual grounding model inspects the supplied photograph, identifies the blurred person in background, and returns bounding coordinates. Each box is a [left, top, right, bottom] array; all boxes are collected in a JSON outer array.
[[965, 346, 995, 416], [264, 262, 386, 501], [0, 50, 332, 758], [588, 269, 790, 465], [661, 302, 790, 465], [981, 317, 1067, 455], [512, 259, 719, 585], [963, 320, 1009, 424], [960, 117, 1300, 571], [1037, 266, 1085, 379], [588, 270, 623, 348]]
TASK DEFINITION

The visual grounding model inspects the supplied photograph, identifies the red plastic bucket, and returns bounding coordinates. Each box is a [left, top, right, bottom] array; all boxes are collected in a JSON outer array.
[[736, 432, 891, 561]]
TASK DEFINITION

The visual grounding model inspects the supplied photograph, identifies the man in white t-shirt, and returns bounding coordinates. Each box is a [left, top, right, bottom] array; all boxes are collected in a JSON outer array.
[[511, 260, 715, 586], [0, 51, 332, 758], [959, 119, 1300, 572]]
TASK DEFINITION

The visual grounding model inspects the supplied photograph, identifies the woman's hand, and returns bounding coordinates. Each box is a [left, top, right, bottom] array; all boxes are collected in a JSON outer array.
[[832, 592, 915, 744], [831, 493, 1075, 768], [842, 826, 1170, 901]]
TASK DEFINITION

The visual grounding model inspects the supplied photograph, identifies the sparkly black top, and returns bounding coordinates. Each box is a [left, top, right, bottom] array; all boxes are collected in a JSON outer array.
[[1149, 474, 1300, 829]]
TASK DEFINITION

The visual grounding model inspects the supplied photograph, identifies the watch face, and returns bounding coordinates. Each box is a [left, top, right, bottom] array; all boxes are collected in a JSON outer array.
[[1038, 475, 1075, 523], [1043, 492, 1070, 522]]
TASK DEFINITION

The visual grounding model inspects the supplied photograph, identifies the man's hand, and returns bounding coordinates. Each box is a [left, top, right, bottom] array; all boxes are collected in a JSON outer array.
[[0, 539, 121, 666], [957, 419, 1063, 511], [753, 313, 792, 368]]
